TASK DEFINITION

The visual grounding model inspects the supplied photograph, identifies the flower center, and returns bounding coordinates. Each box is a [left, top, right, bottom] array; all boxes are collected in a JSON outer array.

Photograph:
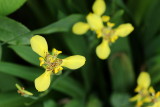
[[101, 27, 118, 43], [45, 54, 63, 71], [40, 52, 63, 74]]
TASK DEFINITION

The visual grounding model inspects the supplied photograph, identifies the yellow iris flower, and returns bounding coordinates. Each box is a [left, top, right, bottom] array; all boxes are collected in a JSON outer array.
[[72, 0, 134, 60], [130, 72, 151, 107], [30, 35, 86, 92], [130, 72, 160, 107]]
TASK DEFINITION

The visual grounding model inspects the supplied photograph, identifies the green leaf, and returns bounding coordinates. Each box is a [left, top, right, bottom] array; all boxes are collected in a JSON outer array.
[[111, 10, 124, 25], [9, 45, 39, 66], [0, 0, 26, 16], [148, 64, 160, 85], [0, 45, 2, 60], [108, 53, 135, 92], [31, 14, 83, 35], [52, 76, 85, 98], [0, 73, 20, 92], [64, 99, 84, 107], [108, 38, 134, 92], [110, 38, 132, 58], [0, 92, 30, 107], [87, 95, 102, 107], [62, 32, 93, 91], [0, 62, 42, 81], [0, 16, 31, 45], [3, 14, 83, 45], [145, 35, 160, 58], [44, 99, 57, 107], [147, 55, 160, 67], [127, 0, 155, 25], [110, 92, 132, 107], [143, 0, 160, 43]]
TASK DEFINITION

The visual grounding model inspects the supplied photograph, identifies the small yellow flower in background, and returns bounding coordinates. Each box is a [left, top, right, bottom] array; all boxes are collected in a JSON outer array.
[[15, 84, 33, 96], [72, 0, 134, 60], [130, 72, 151, 107], [72, 0, 107, 35], [130, 72, 160, 107], [30, 35, 86, 92], [135, 72, 151, 92]]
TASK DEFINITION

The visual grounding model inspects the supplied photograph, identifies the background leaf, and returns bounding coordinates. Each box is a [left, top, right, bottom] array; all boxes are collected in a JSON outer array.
[[0, 45, 2, 60], [109, 38, 135, 92], [0, 62, 42, 81], [0, 16, 31, 45], [0, 73, 20, 92], [52, 76, 85, 98], [110, 92, 132, 107], [64, 99, 84, 107], [87, 95, 102, 107], [0, 92, 30, 107], [31, 14, 83, 35], [109, 53, 135, 92], [9, 45, 39, 66], [43, 99, 57, 107], [0, 0, 26, 16]]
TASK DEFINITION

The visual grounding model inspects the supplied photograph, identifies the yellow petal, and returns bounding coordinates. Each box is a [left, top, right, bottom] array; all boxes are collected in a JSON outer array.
[[52, 48, 62, 55], [129, 94, 141, 102], [39, 57, 45, 66], [86, 13, 103, 30], [54, 66, 63, 74], [62, 55, 86, 69], [155, 91, 160, 98], [143, 96, 152, 103], [30, 35, 48, 57], [115, 23, 134, 37], [72, 22, 90, 35], [137, 101, 143, 107], [149, 86, 155, 94], [137, 72, 151, 89], [35, 71, 52, 92], [107, 22, 115, 28], [96, 40, 110, 60], [92, 0, 106, 16], [110, 35, 118, 43], [151, 101, 160, 107], [102, 16, 110, 22]]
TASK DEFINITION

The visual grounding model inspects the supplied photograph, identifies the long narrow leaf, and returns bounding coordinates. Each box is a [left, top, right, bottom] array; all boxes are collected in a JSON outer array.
[[0, 62, 43, 81]]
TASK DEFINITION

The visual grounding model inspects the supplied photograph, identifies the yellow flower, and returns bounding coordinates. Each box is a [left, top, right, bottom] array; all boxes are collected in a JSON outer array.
[[72, 0, 134, 60], [72, 0, 107, 35], [30, 35, 86, 92], [15, 84, 33, 96], [96, 22, 134, 60], [130, 72, 157, 107]]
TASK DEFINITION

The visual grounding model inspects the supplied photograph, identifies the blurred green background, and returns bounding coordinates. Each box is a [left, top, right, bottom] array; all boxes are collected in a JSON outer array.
[[0, 0, 160, 107]]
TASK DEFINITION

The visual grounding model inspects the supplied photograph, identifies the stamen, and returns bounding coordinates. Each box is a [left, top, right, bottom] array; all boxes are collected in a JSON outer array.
[[41, 52, 63, 74]]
